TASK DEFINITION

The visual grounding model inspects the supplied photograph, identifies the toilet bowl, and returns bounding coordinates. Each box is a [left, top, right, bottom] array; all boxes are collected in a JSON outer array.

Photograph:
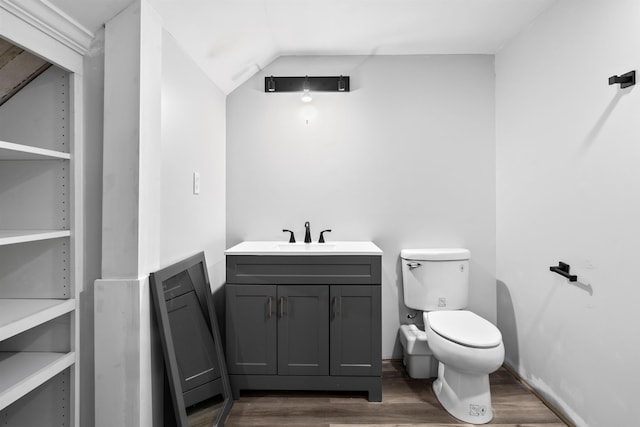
[[425, 310, 504, 424], [398, 248, 504, 424]]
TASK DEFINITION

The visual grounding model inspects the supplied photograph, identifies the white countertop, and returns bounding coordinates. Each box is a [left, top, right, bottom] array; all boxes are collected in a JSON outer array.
[[225, 241, 383, 256]]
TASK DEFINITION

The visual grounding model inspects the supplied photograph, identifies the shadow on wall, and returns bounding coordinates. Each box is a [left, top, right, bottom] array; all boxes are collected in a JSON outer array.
[[496, 280, 519, 367], [392, 255, 408, 357], [395, 256, 419, 323], [582, 88, 629, 150], [212, 284, 226, 346]]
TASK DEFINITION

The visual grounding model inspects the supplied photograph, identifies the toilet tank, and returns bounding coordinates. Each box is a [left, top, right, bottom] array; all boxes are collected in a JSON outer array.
[[401, 248, 470, 311]]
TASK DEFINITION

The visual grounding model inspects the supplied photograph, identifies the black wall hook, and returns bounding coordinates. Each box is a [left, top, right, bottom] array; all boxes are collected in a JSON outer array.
[[609, 70, 635, 88], [549, 262, 577, 282]]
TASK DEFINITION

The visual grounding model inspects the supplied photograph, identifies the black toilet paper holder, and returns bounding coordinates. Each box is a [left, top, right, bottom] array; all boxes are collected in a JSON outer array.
[[608, 70, 635, 89], [549, 262, 577, 282]]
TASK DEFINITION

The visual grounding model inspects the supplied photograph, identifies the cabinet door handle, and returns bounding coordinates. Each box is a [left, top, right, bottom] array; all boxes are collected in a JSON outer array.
[[279, 296, 285, 318], [332, 296, 339, 319], [267, 296, 273, 319]]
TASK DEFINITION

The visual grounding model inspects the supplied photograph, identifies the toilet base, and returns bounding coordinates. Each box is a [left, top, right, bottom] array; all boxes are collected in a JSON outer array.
[[432, 362, 493, 424]]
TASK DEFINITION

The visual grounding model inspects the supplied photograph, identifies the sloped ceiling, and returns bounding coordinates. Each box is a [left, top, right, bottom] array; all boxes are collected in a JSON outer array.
[[47, 0, 558, 94], [0, 38, 51, 107]]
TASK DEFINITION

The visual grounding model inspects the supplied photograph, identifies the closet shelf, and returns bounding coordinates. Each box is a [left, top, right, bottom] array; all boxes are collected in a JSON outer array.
[[0, 351, 75, 410], [0, 230, 70, 246], [0, 141, 70, 160], [0, 299, 76, 341]]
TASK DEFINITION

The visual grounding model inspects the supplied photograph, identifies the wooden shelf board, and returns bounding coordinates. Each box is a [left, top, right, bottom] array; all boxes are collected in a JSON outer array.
[[0, 141, 70, 160], [0, 299, 75, 341], [0, 351, 75, 410], [0, 230, 70, 246]]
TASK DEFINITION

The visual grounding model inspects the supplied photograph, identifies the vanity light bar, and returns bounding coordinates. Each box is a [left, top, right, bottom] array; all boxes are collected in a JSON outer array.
[[265, 75, 350, 93]]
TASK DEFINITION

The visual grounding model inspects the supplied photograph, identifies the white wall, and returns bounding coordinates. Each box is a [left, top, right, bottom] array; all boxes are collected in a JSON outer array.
[[95, 2, 227, 425], [96, 2, 163, 424], [160, 32, 227, 290], [496, 0, 640, 425], [227, 55, 496, 358], [81, 26, 105, 427]]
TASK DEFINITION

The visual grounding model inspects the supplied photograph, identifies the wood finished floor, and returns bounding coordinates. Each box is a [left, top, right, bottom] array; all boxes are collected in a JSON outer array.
[[188, 360, 567, 427]]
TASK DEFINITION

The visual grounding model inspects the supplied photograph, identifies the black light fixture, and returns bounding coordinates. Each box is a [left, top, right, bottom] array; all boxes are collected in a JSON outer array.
[[267, 76, 276, 92], [264, 75, 350, 93]]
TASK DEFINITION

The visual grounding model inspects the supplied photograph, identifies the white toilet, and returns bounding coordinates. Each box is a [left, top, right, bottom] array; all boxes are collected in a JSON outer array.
[[398, 248, 504, 424]]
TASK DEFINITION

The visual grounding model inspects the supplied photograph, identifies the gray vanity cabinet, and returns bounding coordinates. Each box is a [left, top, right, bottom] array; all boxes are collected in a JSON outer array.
[[225, 284, 277, 375], [330, 285, 381, 377], [225, 255, 382, 401], [277, 285, 329, 376], [225, 284, 329, 376]]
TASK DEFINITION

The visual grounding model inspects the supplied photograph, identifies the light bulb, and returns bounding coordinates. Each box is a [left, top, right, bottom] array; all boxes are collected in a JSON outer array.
[[301, 89, 312, 103]]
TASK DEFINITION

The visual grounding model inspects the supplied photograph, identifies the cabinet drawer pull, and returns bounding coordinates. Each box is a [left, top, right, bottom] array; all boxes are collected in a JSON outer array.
[[279, 296, 285, 318], [267, 296, 273, 318], [332, 296, 339, 318]]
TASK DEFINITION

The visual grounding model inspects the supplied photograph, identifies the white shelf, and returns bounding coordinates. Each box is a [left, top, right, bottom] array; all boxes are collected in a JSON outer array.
[[0, 299, 76, 341], [0, 48, 79, 424], [0, 351, 75, 410], [0, 141, 70, 160], [0, 230, 70, 246]]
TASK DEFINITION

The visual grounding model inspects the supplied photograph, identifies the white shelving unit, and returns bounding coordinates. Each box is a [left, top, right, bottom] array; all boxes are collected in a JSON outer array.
[[0, 351, 75, 410], [0, 140, 71, 160], [0, 299, 76, 341], [0, 230, 71, 245], [0, 63, 78, 425]]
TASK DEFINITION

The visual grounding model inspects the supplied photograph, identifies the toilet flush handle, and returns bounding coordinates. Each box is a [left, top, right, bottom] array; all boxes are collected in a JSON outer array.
[[407, 261, 421, 269]]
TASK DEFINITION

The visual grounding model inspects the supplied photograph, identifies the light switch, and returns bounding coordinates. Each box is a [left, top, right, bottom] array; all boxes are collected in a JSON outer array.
[[193, 172, 200, 195]]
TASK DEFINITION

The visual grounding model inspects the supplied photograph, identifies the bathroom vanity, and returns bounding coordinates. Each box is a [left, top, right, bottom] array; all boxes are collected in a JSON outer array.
[[225, 241, 382, 401]]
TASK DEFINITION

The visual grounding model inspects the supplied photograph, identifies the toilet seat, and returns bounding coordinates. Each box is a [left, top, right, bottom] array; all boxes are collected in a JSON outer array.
[[427, 310, 502, 348]]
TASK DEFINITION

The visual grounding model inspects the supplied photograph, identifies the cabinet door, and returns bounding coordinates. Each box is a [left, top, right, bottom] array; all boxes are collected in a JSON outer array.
[[226, 284, 277, 375], [277, 285, 329, 376], [165, 291, 221, 406], [330, 285, 381, 376]]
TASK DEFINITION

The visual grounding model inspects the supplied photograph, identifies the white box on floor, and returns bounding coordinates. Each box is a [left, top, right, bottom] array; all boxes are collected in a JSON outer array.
[[399, 324, 438, 379]]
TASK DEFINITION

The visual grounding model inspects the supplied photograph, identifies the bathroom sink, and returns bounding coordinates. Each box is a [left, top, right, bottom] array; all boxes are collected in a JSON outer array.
[[276, 243, 336, 251], [225, 241, 382, 256]]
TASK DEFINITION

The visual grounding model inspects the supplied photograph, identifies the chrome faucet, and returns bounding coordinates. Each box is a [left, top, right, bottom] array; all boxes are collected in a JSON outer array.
[[304, 221, 312, 243]]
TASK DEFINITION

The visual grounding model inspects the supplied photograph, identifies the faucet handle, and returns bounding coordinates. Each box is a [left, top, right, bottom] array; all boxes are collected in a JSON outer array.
[[318, 229, 332, 243], [282, 229, 296, 243], [304, 221, 312, 243]]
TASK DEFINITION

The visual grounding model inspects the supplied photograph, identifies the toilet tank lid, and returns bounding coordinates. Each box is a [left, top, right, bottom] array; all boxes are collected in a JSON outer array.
[[401, 248, 470, 261]]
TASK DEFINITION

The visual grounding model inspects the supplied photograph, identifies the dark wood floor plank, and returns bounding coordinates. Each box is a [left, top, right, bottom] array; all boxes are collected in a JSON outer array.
[[188, 360, 567, 426], [329, 424, 567, 427]]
